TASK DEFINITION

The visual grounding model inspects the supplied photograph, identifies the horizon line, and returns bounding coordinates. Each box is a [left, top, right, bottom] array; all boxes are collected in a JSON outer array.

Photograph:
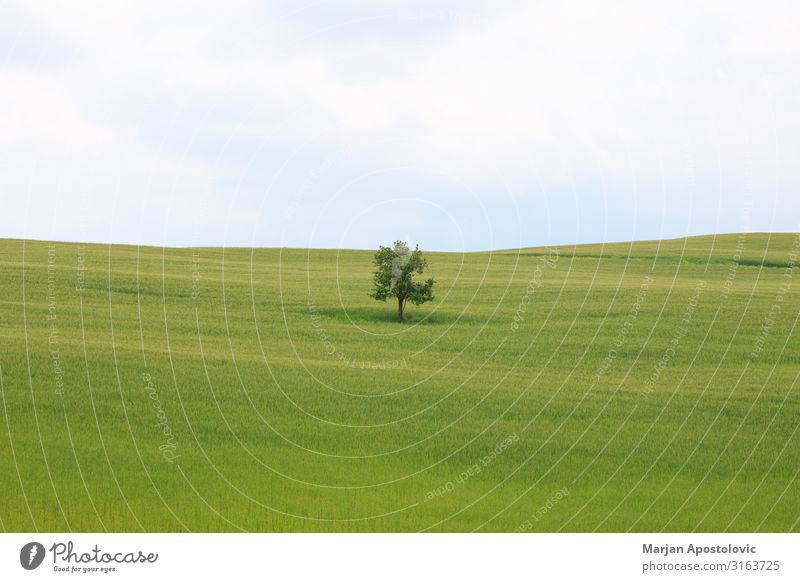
[[0, 231, 797, 254]]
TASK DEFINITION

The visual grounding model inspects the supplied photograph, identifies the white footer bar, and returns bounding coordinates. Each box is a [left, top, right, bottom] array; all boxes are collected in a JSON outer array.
[[1, 533, 797, 581]]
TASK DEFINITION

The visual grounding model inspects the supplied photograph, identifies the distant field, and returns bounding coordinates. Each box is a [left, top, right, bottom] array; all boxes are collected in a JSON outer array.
[[0, 233, 798, 532]]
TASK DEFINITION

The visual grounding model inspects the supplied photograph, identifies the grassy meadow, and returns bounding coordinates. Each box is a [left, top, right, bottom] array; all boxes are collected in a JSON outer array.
[[0, 233, 798, 532]]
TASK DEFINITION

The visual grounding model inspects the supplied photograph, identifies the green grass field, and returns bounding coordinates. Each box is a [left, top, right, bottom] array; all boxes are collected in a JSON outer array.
[[1, 233, 798, 532]]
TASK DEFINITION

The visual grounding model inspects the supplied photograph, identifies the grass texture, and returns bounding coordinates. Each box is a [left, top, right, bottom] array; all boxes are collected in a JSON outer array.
[[0, 233, 798, 532]]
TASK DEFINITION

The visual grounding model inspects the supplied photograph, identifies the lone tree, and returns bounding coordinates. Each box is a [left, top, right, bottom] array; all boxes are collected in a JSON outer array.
[[370, 241, 434, 322]]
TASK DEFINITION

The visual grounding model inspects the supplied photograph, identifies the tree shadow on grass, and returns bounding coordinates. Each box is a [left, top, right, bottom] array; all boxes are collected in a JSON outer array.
[[312, 306, 469, 325]]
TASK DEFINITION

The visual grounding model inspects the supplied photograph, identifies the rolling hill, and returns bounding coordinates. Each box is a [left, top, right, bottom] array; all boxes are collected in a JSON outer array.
[[0, 233, 798, 532]]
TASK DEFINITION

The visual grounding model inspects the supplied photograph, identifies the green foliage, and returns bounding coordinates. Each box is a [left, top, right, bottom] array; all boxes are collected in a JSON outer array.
[[370, 241, 435, 321]]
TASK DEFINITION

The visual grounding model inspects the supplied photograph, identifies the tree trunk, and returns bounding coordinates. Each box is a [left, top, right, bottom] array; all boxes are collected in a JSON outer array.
[[397, 297, 405, 321]]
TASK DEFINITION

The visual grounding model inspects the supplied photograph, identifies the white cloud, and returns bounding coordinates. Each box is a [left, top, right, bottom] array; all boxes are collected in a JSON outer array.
[[0, 0, 798, 248]]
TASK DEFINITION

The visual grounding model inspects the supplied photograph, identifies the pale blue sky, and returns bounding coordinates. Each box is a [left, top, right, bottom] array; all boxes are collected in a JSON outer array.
[[1, 1, 798, 250]]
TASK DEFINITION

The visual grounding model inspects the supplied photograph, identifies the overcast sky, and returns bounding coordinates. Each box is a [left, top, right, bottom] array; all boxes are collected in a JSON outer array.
[[1, 1, 798, 250]]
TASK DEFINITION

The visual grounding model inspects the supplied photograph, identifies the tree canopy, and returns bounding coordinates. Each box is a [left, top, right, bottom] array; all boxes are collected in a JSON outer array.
[[370, 241, 434, 321]]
